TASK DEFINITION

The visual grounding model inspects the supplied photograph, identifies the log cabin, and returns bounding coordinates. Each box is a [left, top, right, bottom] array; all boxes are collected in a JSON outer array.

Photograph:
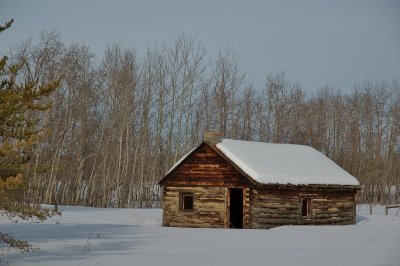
[[158, 132, 360, 229]]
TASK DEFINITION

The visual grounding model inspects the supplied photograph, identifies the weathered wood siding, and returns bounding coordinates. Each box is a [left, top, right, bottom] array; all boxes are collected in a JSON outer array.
[[163, 186, 226, 228], [160, 142, 358, 229], [161, 143, 253, 229], [250, 187, 357, 229], [161, 143, 253, 187]]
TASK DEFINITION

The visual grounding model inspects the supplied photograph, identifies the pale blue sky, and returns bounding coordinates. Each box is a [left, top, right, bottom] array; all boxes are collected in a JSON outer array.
[[1, 0, 399, 92]]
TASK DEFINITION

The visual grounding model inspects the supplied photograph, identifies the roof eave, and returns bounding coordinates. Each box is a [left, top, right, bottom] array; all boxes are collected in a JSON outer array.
[[257, 183, 361, 190]]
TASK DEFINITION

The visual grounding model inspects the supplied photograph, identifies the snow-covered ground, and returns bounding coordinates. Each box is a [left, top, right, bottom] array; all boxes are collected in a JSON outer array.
[[1, 204, 399, 266]]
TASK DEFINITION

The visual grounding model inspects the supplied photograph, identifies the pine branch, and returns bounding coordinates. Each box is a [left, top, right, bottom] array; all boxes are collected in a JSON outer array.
[[0, 19, 13, 33]]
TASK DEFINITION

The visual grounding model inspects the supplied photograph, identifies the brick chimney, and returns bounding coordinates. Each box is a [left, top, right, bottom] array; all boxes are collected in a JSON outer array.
[[203, 131, 224, 144]]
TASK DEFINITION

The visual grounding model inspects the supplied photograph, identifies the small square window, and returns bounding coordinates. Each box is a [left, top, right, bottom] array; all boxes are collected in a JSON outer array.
[[180, 193, 194, 211], [302, 198, 312, 217]]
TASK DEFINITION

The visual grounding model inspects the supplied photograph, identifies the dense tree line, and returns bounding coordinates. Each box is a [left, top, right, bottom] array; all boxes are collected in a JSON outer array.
[[6, 32, 400, 207]]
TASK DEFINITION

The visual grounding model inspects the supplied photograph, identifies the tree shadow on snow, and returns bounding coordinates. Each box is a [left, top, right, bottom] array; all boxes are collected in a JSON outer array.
[[4, 222, 157, 264]]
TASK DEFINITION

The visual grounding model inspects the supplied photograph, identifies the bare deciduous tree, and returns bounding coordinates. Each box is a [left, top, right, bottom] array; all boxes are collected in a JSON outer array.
[[7, 33, 399, 208]]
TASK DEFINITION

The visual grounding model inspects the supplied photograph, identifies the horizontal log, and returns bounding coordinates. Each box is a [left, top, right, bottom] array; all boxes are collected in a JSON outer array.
[[251, 216, 354, 226], [253, 218, 301, 224], [305, 217, 355, 224], [314, 212, 355, 219], [167, 215, 223, 221], [252, 213, 300, 219], [252, 202, 300, 208], [252, 207, 299, 214], [313, 207, 354, 214]]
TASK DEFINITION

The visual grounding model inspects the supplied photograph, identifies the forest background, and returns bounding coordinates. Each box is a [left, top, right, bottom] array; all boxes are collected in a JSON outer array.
[[3, 31, 400, 208]]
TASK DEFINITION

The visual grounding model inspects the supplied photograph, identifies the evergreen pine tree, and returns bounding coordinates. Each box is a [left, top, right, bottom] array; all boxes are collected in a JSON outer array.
[[0, 19, 60, 252]]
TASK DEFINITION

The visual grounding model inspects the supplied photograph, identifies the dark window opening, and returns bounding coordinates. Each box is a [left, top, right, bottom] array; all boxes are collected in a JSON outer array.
[[229, 188, 243, 229], [302, 198, 312, 217], [180, 193, 194, 211]]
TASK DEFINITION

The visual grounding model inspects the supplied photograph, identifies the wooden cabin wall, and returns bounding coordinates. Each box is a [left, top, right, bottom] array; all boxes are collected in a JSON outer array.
[[161, 144, 252, 187], [161, 143, 358, 229], [250, 188, 357, 229], [163, 186, 226, 228], [161, 143, 253, 228]]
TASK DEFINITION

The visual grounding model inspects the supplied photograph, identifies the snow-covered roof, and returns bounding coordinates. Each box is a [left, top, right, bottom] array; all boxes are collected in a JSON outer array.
[[216, 139, 359, 186]]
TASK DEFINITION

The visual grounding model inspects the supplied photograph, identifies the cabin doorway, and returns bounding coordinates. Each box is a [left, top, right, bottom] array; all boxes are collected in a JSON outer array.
[[229, 188, 243, 228]]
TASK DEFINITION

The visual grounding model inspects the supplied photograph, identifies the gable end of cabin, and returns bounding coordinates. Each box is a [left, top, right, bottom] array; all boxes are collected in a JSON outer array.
[[160, 142, 253, 228]]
